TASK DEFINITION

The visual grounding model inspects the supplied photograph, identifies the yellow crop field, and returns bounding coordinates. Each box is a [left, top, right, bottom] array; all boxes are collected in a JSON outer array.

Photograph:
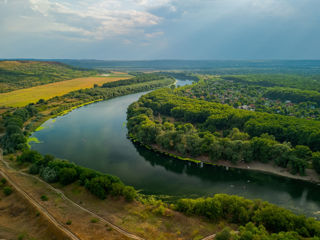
[[0, 75, 131, 107]]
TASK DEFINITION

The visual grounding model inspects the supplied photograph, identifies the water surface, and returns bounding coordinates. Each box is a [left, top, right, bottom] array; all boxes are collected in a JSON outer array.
[[30, 80, 320, 217]]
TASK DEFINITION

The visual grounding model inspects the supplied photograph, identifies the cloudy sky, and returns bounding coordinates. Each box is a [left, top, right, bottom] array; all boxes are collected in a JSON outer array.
[[1, 0, 319, 60]]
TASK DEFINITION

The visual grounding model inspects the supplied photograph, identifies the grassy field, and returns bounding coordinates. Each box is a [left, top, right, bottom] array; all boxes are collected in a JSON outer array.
[[0, 74, 131, 107], [0, 60, 100, 93]]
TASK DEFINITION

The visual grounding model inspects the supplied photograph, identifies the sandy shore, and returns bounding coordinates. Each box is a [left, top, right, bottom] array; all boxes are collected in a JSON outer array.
[[214, 159, 320, 184]]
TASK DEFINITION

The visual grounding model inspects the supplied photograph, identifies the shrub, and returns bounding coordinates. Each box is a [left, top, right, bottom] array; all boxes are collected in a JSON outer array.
[[78, 168, 99, 185], [122, 186, 137, 202], [85, 177, 107, 199], [40, 167, 58, 183], [18, 149, 42, 163], [0, 178, 7, 185], [66, 220, 72, 225], [29, 163, 40, 174], [59, 167, 78, 185], [41, 195, 48, 201], [215, 227, 232, 240], [3, 186, 13, 196], [110, 182, 124, 196], [90, 218, 99, 223]]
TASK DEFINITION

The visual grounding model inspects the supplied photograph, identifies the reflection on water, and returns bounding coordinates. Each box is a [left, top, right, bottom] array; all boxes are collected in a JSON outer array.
[[30, 80, 320, 217]]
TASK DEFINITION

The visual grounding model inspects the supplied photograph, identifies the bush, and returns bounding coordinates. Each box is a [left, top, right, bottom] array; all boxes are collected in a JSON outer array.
[[85, 177, 107, 199], [40, 167, 58, 183], [216, 227, 232, 240], [110, 182, 124, 196], [29, 163, 40, 174], [90, 218, 99, 223], [0, 178, 7, 185], [41, 195, 48, 201], [18, 149, 43, 163], [59, 167, 78, 185], [3, 186, 13, 196], [122, 186, 137, 202], [78, 168, 99, 185]]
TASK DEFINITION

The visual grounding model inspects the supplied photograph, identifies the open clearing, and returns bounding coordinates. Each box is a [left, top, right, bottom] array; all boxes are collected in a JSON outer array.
[[0, 74, 131, 107]]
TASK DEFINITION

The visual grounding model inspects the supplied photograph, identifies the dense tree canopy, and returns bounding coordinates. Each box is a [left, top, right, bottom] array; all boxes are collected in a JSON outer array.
[[127, 87, 320, 175]]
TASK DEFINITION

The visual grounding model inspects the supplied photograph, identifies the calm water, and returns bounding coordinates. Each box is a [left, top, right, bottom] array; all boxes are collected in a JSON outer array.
[[30, 80, 320, 217]]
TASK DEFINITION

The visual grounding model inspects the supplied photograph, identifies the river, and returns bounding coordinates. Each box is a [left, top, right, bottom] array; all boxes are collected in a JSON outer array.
[[30, 79, 320, 217]]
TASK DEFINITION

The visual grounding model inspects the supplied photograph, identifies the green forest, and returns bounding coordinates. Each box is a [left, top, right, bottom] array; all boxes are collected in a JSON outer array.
[[0, 60, 99, 93], [127, 74, 320, 176]]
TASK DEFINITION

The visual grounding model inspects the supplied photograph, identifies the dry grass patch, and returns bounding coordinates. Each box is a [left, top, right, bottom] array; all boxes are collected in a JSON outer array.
[[61, 184, 220, 240], [0, 177, 68, 240], [0, 162, 129, 240], [0, 75, 131, 107]]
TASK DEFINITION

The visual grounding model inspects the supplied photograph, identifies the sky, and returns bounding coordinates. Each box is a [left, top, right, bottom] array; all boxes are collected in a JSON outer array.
[[0, 0, 320, 60]]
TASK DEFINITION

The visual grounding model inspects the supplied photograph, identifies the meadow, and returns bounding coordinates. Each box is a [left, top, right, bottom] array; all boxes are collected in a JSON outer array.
[[0, 74, 131, 107]]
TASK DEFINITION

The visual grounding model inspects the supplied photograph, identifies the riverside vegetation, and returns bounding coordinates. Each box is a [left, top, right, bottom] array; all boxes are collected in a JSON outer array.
[[2, 64, 320, 239]]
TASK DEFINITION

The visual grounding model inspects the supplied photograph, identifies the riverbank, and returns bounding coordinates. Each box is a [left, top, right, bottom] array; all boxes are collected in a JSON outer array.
[[0, 150, 223, 240], [25, 77, 176, 139], [130, 136, 320, 185]]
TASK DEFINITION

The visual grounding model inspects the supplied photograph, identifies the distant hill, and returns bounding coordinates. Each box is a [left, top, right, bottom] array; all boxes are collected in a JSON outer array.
[[52, 59, 320, 75], [3, 59, 320, 74], [0, 60, 99, 93]]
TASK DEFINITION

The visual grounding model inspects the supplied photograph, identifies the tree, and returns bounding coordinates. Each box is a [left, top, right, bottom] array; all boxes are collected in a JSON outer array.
[[85, 177, 107, 199], [312, 152, 320, 174], [122, 186, 137, 202], [40, 167, 58, 183], [288, 156, 307, 175], [216, 227, 231, 240], [228, 128, 250, 140], [18, 149, 43, 163], [293, 145, 312, 160], [59, 167, 78, 185]]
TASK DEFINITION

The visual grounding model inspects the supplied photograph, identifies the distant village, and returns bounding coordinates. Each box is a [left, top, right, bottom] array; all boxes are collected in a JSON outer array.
[[182, 79, 320, 120]]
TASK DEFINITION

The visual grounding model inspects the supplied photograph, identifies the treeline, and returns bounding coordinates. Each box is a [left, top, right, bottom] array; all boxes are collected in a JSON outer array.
[[222, 74, 320, 91], [51, 78, 175, 115], [141, 90, 320, 151], [132, 89, 320, 151], [18, 149, 137, 201], [101, 73, 173, 88], [127, 89, 320, 175], [264, 87, 320, 105], [0, 105, 38, 154], [0, 61, 99, 93], [175, 194, 320, 238], [178, 76, 320, 120]]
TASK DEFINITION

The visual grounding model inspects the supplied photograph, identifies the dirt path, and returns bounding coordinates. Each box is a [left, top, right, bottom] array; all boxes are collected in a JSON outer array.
[[0, 150, 144, 240], [201, 234, 216, 240], [0, 150, 219, 240], [20, 172, 145, 240], [0, 158, 79, 240]]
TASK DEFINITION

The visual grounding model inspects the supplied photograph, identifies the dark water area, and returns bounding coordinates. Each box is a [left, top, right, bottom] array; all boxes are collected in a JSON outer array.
[[30, 80, 320, 218]]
